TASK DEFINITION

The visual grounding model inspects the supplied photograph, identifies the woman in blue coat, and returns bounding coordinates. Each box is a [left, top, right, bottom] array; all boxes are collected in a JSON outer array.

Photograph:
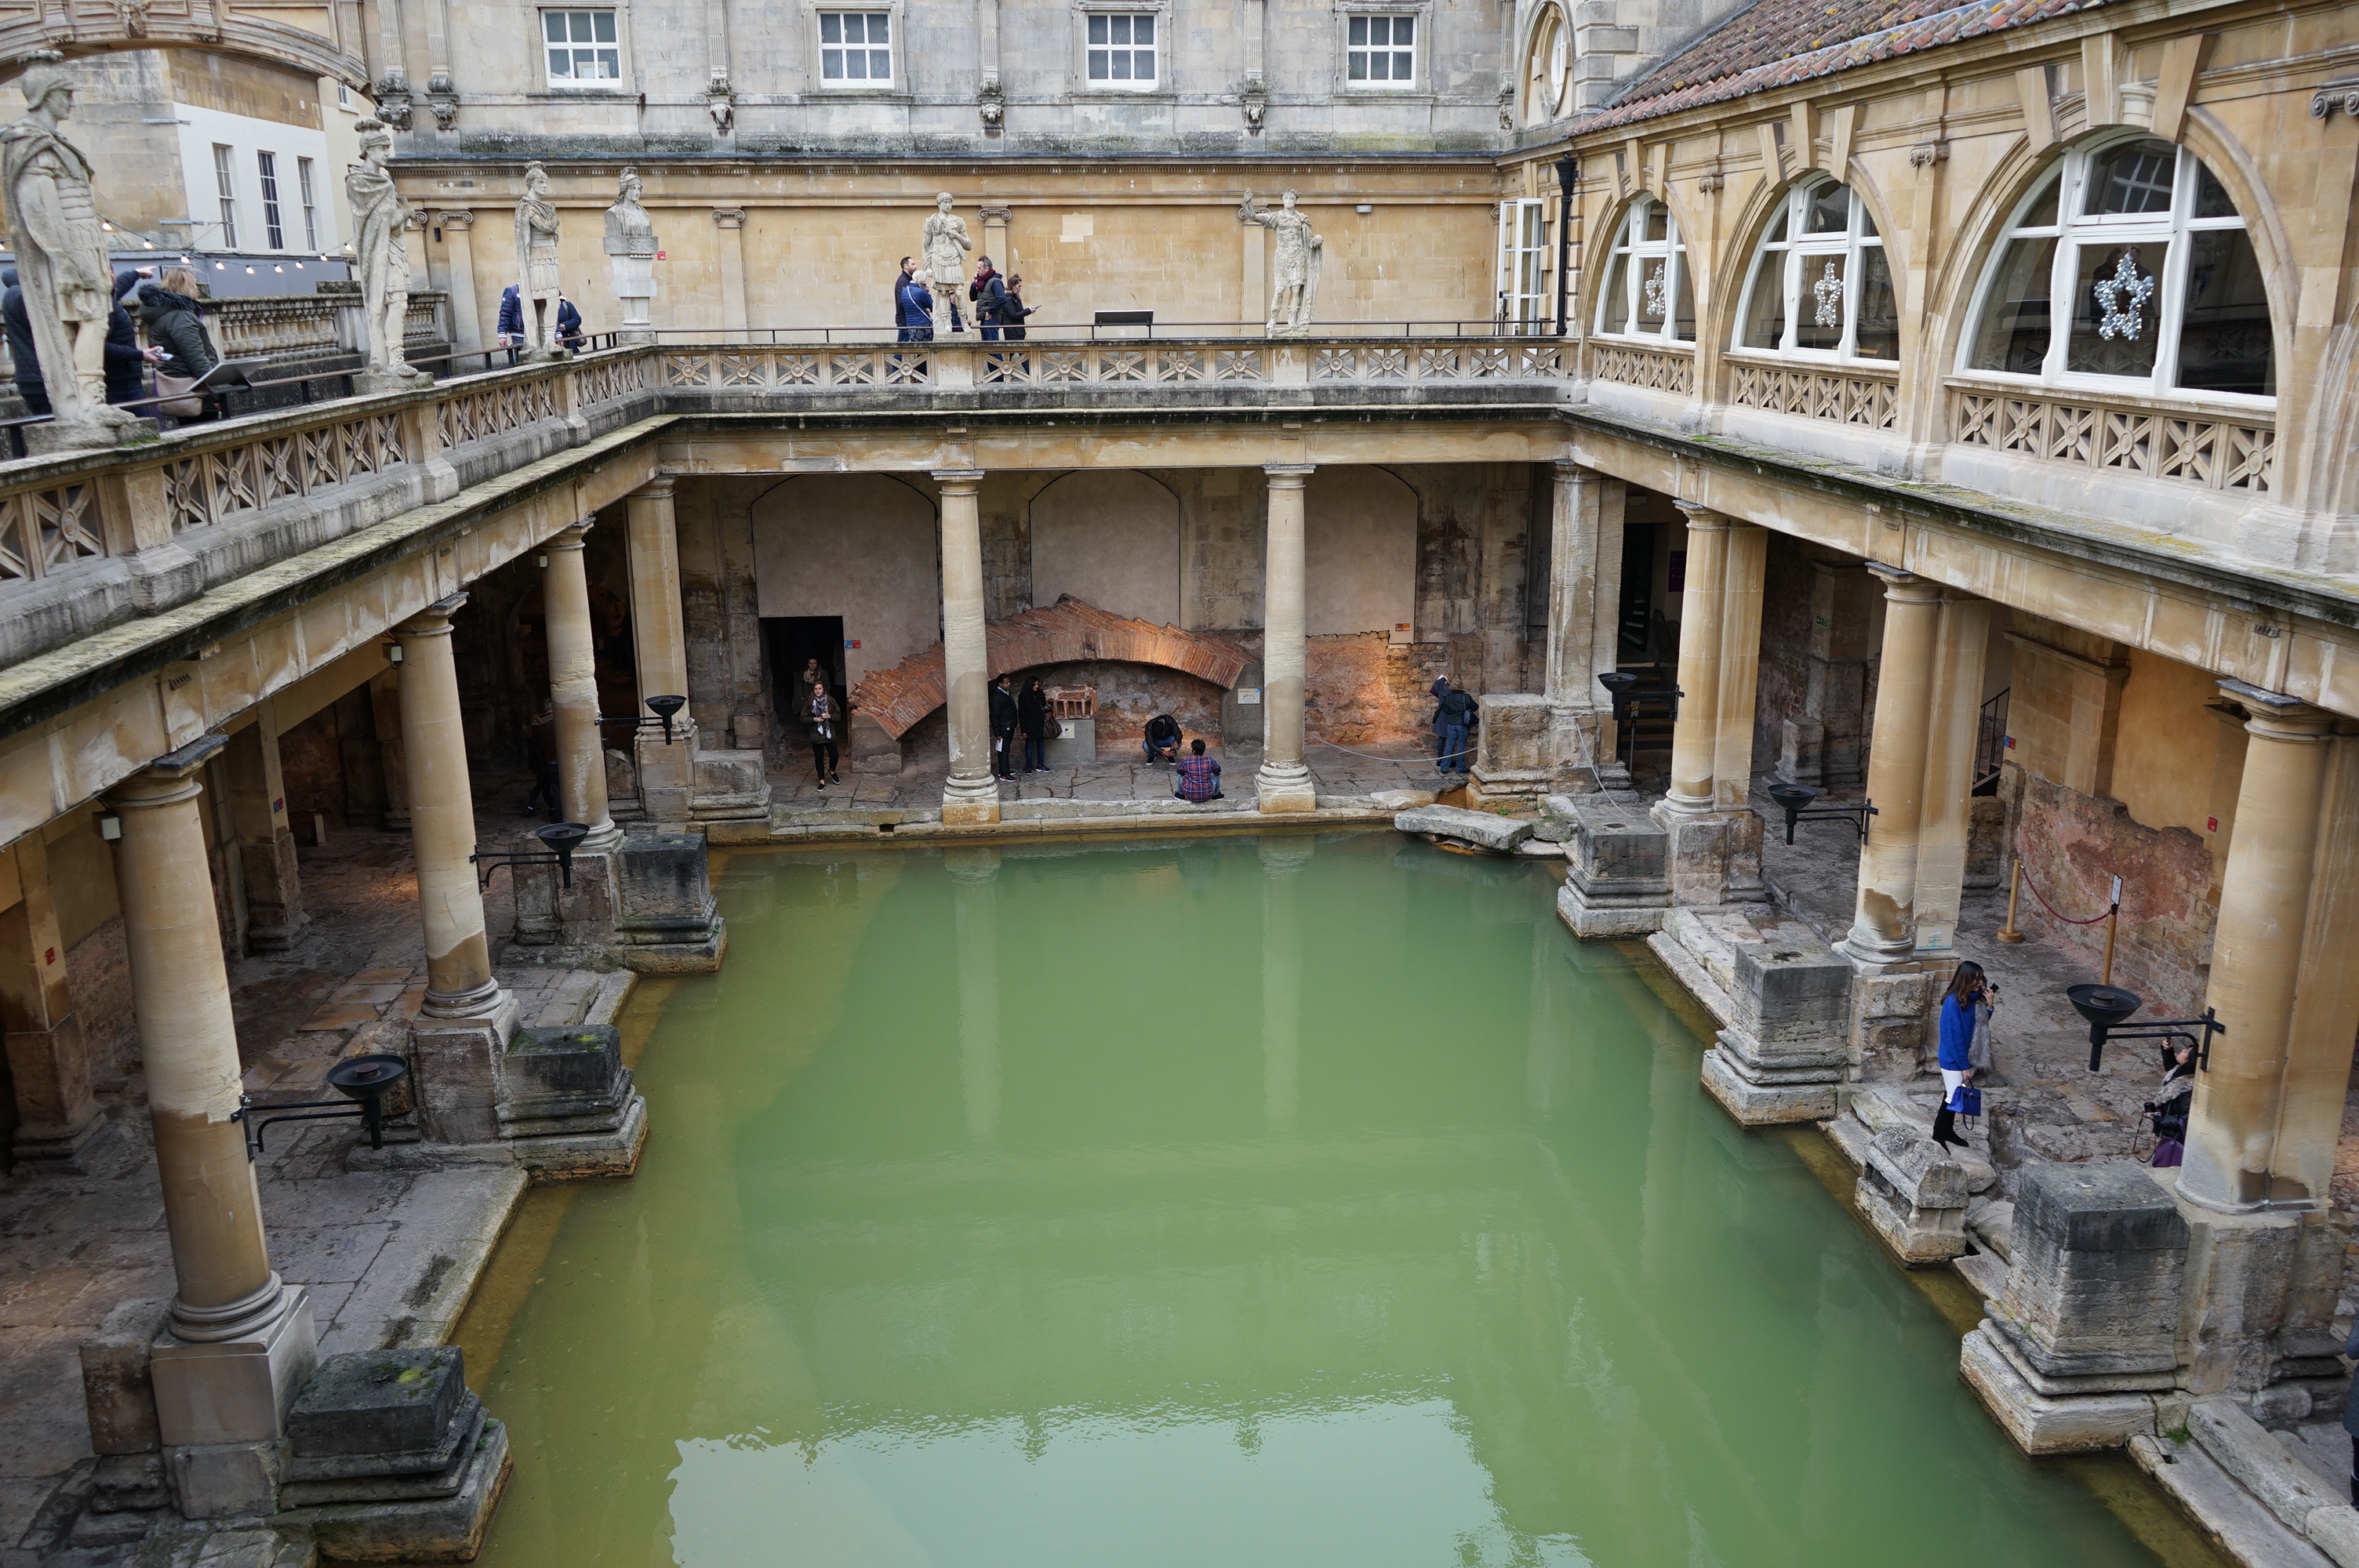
[[895, 265, 935, 343], [1933, 960, 1990, 1149]]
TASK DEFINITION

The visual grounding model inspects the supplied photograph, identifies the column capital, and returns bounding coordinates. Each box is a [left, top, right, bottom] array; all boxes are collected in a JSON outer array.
[[933, 469, 985, 495], [1866, 561, 1939, 601], [1551, 457, 1590, 478], [631, 477, 678, 502], [434, 209, 475, 231], [1263, 463, 1314, 487], [108, 733, 229, 808], [1673, 500, 1729, 530], [712, 207, 747, 229], [397, 592, 468, 638], [546, 520, 594, 552], [978, 205, 1014, 224], [2219, 678, 2336, 740]]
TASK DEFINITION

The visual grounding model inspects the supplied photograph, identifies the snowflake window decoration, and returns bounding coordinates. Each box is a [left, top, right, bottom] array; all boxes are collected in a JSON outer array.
[[1641, 263, 1667, 318], [1811, 261, 1843, 328], [2093, 248, 2154, 341]]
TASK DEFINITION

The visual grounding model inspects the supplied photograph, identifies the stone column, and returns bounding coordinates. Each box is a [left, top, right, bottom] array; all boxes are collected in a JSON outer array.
[[1660, 505, 1728, 816], [395, 600, 496, 1014], [543, 521, 616, 847], [395, 597, 518, 1144], [219, 710, 304, 953], [1541, 462, 1628, 792], [1257, 464, 1317, 813], [625, 481, 696, 823], [2180, 690, 2338, 1214], [1710, 522, 1766, 812], [713, 209, 749, 335], [0, 833, 110, 1172], [2267, 720, 2359, 1212], [1910, 590, 1992, 954], [436, 211, 484, 358], [111, 738, 316, 1475], [938, 471, 999, 826], [1841, 567, 1944, 966]]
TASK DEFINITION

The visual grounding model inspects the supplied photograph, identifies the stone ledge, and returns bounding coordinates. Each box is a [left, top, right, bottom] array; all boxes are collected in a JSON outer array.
[[1960, 1322, 2158, 1454], [2130, 1432, 2339, 1568]]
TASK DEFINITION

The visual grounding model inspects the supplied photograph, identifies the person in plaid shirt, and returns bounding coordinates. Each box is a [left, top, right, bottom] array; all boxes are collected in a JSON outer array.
[[1173, 738, 1223, 802]]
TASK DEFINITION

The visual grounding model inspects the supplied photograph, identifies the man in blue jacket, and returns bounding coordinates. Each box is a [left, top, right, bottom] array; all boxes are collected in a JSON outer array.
[[894, 260, 934, 343], [496, 284, 523, 364], [5, 267, 158, 414]]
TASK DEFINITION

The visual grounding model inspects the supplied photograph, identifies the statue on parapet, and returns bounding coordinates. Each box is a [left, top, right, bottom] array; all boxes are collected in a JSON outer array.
[[921, 192, 972, 336], [347, 116, 430, 391], [514, 161, 564, 358], [603, 167, 659, 345], [1238, 189, 1323, 337], [0, 53, 140, 449]]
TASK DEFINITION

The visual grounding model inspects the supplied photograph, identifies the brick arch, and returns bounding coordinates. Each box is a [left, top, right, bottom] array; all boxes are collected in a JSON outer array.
[[850, 597, 1251, 740], [0, 24, 366, 93]]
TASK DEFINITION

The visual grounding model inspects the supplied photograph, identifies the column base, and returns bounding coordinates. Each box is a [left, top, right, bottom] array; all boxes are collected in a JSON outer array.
[[943, 774, 1001, 827], [635, 724, 695, 822], [285, 1347, 514, 1559], [1465, 765, 1550, 811], [689, 743, 772, 822], [1256, 762, 1316, 815], [5, 1106, 133, 1177], [408, 993, 521, 1145], [151, 1281, 318, 1450], [1961, 1323, 2162, 1454], [1648, 907, 1852, 1126], [1553, 796, 1670, 938]]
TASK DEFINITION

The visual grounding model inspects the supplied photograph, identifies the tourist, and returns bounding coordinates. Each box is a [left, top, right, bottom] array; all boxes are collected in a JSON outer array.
[[1932, 960, 1990, 1149], [1429, 674, 1452, 759], [2144, 1044, 2194, 1168], [1143, 713, 1182, 765], [0, 268, 142, 415], [896, 266, 935, 343], [1017, 676, 1051, 772], [496, 283, 525, 365], [1000, 274, 1037, 340], [971, 256, 1009, 341], [523, 699, 560, 818], [137, 273, 218, 427], [807, 678, 841, 787], [555, 294, 585, 353], [1437, 683, 1477, 774], [794, 656, 827, 724], [990, 673, 1019, 779], [1174, 738, 1223, 802]]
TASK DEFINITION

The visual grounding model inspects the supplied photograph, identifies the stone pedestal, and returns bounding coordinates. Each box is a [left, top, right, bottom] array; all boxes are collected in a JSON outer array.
[[152, 1285, 319, 1518], [1648, 907, 1852, 1124], [1964, 1160, 2186, 1452], [500, 1025, 634, 1139], [614, 833, 726, 973], [846, 712, 903, 776], [690, 746, 771, 822], [1855, 1125, 1970, 1265], [408, 993, 523, 1146], [283, 1348, 511, 1561], [1552, 795, 1670, 938], [508, 843, 616, 961], [1465, 693, 1551, 810], [634, 721, 693, 823], [1850, 964, 1940, 1083]]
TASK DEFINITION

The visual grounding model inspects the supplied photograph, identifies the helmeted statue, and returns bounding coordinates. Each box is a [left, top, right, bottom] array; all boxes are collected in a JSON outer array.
[[1238, 189, 1324, 337], [0, 53, 138, 447], [603, 167, 659, 344], [514, 161, 563, 358], [346, 116, 427, 390], [920, 192, 972, 336]]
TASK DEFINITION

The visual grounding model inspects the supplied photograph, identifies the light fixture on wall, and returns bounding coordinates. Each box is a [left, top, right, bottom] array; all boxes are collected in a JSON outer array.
[[96, 812, 122, 842], [383, 641, 404, 664], [1762, 781, 1877, 845], [471, 821, 594, 891], [2065, 985, 2226, 1075]]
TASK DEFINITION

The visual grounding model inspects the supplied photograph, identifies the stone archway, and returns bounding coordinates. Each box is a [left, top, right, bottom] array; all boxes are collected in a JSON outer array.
[[0, 16, 367, 93]]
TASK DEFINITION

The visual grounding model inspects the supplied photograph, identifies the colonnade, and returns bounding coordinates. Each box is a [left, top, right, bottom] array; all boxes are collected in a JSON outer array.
[[930, 463, 1321, 821]]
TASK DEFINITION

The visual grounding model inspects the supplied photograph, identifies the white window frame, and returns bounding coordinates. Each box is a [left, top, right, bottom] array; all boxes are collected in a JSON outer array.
[[1497, 198, 1548, 330], [1343, 9, 1419, 89], [540, 8, 623, 89], [211, 143, 238, 249], [1728, 178, 1893, 364], [1957, 136, 2273, 406], [1082, 10, 1159, 89], [295, 157, 319, 252], [256, 150, 285, 250], [336, 82, 357, 112], [1590, 195, 1692, 344], [815, 9, 896, 89]]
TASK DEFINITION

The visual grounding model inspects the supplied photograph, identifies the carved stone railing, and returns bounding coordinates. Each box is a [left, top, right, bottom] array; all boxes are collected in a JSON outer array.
[[656, 336, 1577, 393], [1587, 340, 1696, 397], [1728, 356, 1899, 431], [1949, 383, 2275, 494]]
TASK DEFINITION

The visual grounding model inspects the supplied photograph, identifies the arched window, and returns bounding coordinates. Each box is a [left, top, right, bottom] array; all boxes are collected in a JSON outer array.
[[1523, 4, 1570, 125], [1593, 197, 1693, 343], [1963, 138, 2272, 398], [1732, 179, 1896, 361]]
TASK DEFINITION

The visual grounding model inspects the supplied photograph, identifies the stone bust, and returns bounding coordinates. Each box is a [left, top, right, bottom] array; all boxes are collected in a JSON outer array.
[[604, 167, 657, 258]]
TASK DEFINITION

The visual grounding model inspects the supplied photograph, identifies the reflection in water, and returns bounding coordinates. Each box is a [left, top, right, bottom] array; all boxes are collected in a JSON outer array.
[[471, 833, 2160, 1568]]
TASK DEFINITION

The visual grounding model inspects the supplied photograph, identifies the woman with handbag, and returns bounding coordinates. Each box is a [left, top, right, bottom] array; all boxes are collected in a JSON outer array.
[[807, 680, 841, 789], [138, 270, 218, 427], [1933, 960, 1990, 1149]]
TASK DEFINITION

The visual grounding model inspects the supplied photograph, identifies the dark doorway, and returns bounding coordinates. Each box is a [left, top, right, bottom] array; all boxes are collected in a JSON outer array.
[[1618, 520, 1656, 656], [764, 615, 846, 726]]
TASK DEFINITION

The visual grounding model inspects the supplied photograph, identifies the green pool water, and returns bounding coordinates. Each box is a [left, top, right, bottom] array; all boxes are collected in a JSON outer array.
[[466, 831, 2194, 1568]]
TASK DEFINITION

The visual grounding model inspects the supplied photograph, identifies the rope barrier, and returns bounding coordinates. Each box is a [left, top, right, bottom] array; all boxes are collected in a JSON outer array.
[[2011, 843, 2115, 925], [1306, 740, 1451, 765]]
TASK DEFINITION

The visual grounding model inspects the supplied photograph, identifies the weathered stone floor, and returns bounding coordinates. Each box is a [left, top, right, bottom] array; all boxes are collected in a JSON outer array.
[[0, 791, 628, 1556]]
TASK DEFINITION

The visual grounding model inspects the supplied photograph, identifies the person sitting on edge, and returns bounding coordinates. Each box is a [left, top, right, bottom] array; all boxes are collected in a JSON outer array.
[[1143, 713, 1182, 765], [1174, 738, 1223, 802]]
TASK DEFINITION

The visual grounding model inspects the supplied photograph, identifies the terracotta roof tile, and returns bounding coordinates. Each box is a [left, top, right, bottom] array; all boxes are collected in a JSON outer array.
[[1576, 0, 2108, 132]]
